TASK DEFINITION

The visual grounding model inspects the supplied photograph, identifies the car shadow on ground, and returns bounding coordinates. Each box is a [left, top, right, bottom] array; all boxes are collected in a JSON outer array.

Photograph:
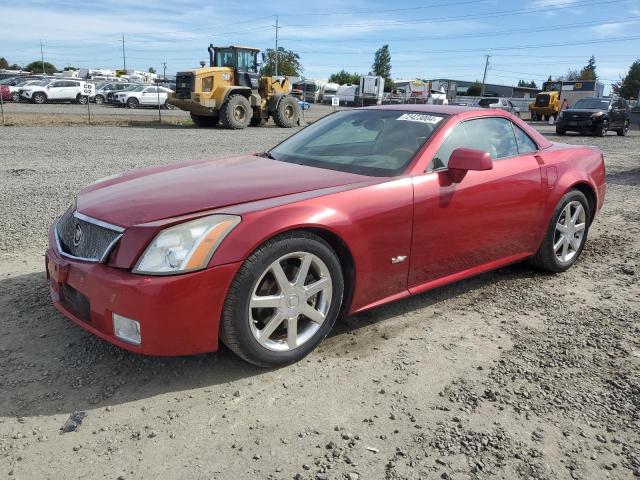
[[0, 262, 541, 418]]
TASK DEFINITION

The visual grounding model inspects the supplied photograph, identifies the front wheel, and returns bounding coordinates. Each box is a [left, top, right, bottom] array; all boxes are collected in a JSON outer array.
[[32, 92, 47, 104], [273, 96, 300, 128], [529, 190, 590, 273], [617, 120, 629, 136], [190, 113, 218, 127], [595, 120, 608, 137], [220, 94, 251, 129], [95, 95, 105, 105], [164, 100, 175, 110], [555, 127, 566, 136], [11, 92, 19, 102], [127, 97, 139, 109], [221, 232, 344, 367]]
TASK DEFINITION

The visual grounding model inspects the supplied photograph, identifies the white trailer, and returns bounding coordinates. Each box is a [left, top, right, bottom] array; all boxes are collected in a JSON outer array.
[[359, 75, 384, 105]]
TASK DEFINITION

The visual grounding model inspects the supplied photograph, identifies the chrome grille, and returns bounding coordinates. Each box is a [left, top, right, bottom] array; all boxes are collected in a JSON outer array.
[[55, 208, 123, 263]]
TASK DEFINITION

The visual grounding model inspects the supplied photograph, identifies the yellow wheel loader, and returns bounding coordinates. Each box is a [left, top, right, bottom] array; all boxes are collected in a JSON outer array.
[[169, 45, 301, 129]]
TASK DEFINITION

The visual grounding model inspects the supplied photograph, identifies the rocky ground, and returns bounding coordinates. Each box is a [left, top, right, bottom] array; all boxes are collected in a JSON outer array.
[[0, 118, 638, 480]]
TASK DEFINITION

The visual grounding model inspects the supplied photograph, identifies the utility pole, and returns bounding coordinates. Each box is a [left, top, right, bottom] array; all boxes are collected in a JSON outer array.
[[480, 54, 491, 97], [162, 62, 167, 81], [40, 40, 45, 74], [121, 34, 126, 71], [274, 15, 280, 77]]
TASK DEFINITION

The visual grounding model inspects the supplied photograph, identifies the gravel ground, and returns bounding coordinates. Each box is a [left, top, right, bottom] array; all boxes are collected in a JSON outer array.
[[0, 121, 638, 480]]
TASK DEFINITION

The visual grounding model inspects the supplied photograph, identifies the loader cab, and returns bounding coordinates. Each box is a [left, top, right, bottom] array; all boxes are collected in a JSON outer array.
[[208, 45, 260, 90]]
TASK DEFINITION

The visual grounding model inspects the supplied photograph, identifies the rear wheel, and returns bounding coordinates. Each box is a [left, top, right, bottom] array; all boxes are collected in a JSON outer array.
[[95, 95, 105, 105], [33, 92, 47, 104], [220, 232, 344, 367], [617, 120, 629, 136], [220, 94, 251, 129], [190, 113, 218, 127], [127, 97, 139, 109], [529, 190, 590, 273], [77, 95, 88, 105], [164, 100, 175, 110], [273, 96, 300, 128]]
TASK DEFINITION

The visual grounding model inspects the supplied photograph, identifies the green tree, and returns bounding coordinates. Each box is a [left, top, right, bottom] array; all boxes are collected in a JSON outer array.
[[466, 81, 482, 96], [371, 44, 391, 79], [579, 55, 597, 81], [259, 47, 303, 76], [25, 60, 57, 74], [148, 67, 156, 74], [612, 59, 640, 99], [0, 57, 8, 69], [518, 80, 538, 88], [563, 68, 580, 81], [329, 69, 360, 85]]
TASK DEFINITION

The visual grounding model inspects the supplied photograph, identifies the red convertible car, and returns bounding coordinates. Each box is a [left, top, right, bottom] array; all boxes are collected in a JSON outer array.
[[46, 105, 605, 366]]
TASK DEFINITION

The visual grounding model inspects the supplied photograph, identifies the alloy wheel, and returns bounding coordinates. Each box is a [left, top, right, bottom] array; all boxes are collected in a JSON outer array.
[[553, 201, 586, 263], [249, 252, 333, 352]]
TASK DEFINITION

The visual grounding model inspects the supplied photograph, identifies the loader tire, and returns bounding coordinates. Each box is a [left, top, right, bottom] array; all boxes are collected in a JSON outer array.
[[190, 113, 218, 128], [273, 96, 300, 128], [220, 94, 251, 129]]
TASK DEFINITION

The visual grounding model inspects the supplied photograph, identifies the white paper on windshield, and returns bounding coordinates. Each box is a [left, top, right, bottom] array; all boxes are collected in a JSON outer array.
[[397, 113, 442, 124]]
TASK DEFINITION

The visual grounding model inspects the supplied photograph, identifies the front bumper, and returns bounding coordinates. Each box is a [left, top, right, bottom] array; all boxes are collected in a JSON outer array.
[[46, 227, 241, 356], [168, 97, 218, 116], [556, 117, 601, 132]]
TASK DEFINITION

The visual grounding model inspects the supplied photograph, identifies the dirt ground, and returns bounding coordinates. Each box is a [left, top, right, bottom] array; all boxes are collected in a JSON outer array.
[[0, 119, 638, 480]]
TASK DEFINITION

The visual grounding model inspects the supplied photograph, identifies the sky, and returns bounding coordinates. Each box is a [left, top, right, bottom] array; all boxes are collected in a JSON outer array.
[[1, 0, 640, 90]]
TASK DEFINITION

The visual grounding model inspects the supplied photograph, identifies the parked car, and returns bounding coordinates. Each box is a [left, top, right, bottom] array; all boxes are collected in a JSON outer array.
[[94, 82, 137, 104], [112, 85, 174, 109], [46, 105, 605, 367], [9, 79, 51, 102], [20, 79, 91, 104], [478, 97, 521, 116], [556, 97, 630, 136]]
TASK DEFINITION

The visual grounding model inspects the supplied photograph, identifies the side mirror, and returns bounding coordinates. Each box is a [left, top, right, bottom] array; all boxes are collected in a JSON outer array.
[[447, 148, 493, 183]]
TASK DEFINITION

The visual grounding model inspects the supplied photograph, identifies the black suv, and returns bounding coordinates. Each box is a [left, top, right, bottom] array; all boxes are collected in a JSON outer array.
[[556, 97, 630, 137]]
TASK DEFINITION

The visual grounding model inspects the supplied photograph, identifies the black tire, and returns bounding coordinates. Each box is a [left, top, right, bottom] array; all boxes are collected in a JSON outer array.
[[77, 95, 88, 105], [164, 100, 175, 110], [220, 94, 251, 129], [555, 127, 566, 136], [127, 97, 139, 109], [595, 119, 608, 137], [220, 231, 344, 367], [250, 117, 267, 127], [528, 190, 590, 273], [11, 92, 19, 102], [32, 92, 46, 104], [617, 120, 629, 136], [190, 113, 218, 127], [95, 95, 105, 105], [273, 96, 300, 128]]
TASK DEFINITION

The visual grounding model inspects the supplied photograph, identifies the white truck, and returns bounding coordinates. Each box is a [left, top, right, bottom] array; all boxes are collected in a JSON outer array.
[[359, 75, 384, 106]]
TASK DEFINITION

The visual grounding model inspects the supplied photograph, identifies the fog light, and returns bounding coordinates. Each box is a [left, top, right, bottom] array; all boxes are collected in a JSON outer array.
[[112, 313, 141, 345]]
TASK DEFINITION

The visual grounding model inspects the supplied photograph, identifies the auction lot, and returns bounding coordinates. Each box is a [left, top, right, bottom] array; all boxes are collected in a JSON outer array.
[[0, 113, 638, 479]]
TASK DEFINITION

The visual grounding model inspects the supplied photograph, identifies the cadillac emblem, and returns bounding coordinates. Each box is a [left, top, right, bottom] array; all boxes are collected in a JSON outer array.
[[73, 223, 83, 247]]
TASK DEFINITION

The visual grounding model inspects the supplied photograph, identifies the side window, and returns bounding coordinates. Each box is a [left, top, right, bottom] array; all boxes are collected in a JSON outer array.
[[432, 117, 519, 168], [512, 123, 538, 154], [51, 81, 64, 88], [144, 87, 157, 93]]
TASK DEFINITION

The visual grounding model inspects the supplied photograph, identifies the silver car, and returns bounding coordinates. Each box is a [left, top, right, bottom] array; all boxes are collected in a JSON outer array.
[[478, 97, 521, 117]]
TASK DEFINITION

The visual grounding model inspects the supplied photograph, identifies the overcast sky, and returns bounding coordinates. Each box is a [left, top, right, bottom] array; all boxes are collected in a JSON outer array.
[[1, 0, 639, 88]]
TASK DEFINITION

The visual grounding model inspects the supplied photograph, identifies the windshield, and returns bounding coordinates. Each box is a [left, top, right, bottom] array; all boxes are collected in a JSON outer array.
[[478, 98, 498, 106], [269, 109, 446, 176], [572, 98, 610, 110]]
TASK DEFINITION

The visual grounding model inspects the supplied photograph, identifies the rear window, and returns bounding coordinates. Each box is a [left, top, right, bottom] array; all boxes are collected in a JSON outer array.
[[478, 98, 498, 107]]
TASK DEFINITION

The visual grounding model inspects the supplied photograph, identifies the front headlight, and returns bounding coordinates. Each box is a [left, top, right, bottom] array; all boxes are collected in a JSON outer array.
[[133, 214, 240, 275]]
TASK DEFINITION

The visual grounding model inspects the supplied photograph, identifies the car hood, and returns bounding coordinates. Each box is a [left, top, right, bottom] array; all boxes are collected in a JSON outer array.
[[76, 154, 376, 227], [563, 108, 605, 114]]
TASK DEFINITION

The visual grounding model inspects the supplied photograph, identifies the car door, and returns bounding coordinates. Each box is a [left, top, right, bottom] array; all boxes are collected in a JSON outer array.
[[610, 99, 625, 128], [47, 81, 65, 99], [409, 117, 545, 287], [140, 87, 155, 105], [66, 81, 80, 100]]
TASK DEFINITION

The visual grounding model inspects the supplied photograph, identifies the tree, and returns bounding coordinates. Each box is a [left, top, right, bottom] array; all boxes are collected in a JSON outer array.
[[25, 61, 57, 74], [371, 44, 391, 79], [612, 59, 640, 99], [563, 68, 580, 81], [0, 57, 8, 69], [466, 81, 482, 96], [579, 55, 597, 81], [329, 69, 360, 85], [259, 47, 303, 76], [148, 67, 156, 74], [518, 80, 538, 88]]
